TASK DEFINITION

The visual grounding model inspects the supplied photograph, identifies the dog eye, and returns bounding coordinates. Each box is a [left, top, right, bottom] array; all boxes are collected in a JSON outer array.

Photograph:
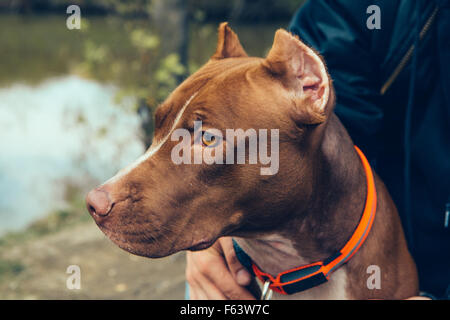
[[202, 131, 219, 147]]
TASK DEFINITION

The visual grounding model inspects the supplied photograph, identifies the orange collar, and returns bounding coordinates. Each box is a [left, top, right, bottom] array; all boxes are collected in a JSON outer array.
[[233, 146, 377, 295]]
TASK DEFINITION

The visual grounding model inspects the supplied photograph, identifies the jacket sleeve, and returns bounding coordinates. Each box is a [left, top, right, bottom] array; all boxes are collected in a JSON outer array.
[[289, 0, 396, 161]]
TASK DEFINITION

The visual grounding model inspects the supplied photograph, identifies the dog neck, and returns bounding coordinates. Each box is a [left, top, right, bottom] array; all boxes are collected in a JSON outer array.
[[234, 114, 367, 286]]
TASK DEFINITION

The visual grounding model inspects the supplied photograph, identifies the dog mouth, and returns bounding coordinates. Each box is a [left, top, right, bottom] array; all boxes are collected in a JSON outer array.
[[90, 200, 225, 256], [98, 222, 219, 257], [185, 239, 216, 251]]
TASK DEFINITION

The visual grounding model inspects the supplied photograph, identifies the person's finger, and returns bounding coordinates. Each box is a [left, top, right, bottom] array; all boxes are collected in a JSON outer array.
[[188, 258, 227, 300], [405, 296, 431, 300], [192, 285, 208, 300], [186, 252, 200, 299], [193, 249, 255, 300], [187, 251, 227, 300], [187, 245, 255, 300], [189, 286, 198, 300], [219, 237, 252, 286], [186, 252, 205, 300]]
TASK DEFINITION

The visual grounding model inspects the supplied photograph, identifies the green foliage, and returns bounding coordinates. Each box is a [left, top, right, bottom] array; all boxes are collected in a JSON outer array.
[[74, 20, 190, 112], [130, 29, 159, 51], [84, 40, 109, 65], [155, 53, 186, 100]]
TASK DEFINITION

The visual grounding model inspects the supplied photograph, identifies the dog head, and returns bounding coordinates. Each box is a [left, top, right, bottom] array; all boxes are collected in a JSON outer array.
[[86, 23, 334, 258]]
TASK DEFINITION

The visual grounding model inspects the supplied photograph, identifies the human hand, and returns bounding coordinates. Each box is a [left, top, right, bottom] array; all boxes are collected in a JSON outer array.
[[186, 237, 256, 300]]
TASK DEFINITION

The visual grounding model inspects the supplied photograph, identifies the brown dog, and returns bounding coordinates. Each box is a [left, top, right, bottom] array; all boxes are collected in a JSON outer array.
[[86, 23, 418, 299]]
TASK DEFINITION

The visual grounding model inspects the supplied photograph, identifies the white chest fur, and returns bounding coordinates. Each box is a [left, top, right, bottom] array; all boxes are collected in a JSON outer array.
[[267, 267, 349, 300], [235, 235, 350, 300]]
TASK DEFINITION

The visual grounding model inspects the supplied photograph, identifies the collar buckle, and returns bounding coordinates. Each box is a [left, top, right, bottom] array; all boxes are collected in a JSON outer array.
[[261, 281, 273, 300]]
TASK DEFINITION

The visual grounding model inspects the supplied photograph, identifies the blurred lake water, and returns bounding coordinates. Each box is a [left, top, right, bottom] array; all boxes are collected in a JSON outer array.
[[0, 14, 286, 235], [0, 76, 145, 234]]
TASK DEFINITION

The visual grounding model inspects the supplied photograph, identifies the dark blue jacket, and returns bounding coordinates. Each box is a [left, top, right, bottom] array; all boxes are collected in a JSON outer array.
[[289, 0, 450, 298]]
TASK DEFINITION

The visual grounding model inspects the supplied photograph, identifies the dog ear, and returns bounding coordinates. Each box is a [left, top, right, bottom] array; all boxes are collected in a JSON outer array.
[[264, 29, 331, 125], [212, 22, 248, 59]]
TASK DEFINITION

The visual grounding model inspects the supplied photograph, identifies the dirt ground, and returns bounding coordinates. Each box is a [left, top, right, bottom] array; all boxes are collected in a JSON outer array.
[[0, 222, 186, 299]]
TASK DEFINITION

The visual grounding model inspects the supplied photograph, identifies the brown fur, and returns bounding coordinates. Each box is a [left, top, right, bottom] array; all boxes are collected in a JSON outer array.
[[87, 23, 418, 299]]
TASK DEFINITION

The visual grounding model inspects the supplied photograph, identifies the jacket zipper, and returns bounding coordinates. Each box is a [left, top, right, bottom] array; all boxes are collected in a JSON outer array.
[[380, 6, 439, 95]]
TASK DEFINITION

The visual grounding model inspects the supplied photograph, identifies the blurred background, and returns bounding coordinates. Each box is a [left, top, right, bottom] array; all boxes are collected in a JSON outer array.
[[0, 0, 305, 299]]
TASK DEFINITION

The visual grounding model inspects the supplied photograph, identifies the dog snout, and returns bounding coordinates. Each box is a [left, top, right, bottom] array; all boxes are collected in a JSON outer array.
[[86, 186, 114, 218]]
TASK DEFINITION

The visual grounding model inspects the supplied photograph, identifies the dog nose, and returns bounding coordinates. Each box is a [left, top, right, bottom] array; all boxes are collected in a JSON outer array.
[[86, 187, 114, 217]]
